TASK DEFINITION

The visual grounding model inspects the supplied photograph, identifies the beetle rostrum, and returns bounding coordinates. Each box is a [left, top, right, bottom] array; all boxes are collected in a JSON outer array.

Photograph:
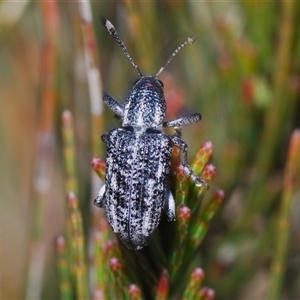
[[95, 17, 209, 250]]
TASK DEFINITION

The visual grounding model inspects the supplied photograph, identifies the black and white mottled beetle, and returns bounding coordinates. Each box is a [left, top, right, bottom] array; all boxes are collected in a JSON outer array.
[[95, 17, 209, 250]]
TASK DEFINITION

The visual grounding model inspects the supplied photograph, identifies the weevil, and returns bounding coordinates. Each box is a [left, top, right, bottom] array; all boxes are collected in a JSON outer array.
[[95, 17, 209, 250]]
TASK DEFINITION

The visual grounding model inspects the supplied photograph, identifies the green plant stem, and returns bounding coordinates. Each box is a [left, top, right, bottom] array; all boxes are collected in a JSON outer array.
[[61, 110, 78, 195], [169, 204, 191, 278], [244, 0, 296, 221], [67, 192, 89, 299], [256, 0, 295, 177], [78, 0, 104, 158], [189, 190, 224, 248], [55, 236, 72, 299], [267, 129, 300, 299], [182, 268, 205, 299], [77, 2, 107, 265], [92, 220, 111, 295]]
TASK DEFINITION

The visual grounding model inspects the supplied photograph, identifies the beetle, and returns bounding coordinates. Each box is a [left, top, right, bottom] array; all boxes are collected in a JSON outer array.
[[95, 17, 209, 250]]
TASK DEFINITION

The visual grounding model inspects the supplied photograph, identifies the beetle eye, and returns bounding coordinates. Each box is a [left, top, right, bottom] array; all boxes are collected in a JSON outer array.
[[158, 80, 164, 88]]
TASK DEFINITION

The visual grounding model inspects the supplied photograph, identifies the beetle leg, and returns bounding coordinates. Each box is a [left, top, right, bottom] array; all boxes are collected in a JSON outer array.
[[163, 112, 201, 128], [103, 94, 124, 118], [165, 188, 176, 221], [101, 132, 109, 143], [94, 184, 106, 207], [170, 135, 209, 189]]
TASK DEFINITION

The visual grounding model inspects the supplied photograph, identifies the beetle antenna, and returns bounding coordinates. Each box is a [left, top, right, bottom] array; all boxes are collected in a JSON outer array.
[[156, 36, 197, 78], [101, 16, 143, 77]]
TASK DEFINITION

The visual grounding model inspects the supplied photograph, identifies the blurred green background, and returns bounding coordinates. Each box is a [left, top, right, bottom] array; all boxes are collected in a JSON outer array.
[[1, 1, 300, 299]]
